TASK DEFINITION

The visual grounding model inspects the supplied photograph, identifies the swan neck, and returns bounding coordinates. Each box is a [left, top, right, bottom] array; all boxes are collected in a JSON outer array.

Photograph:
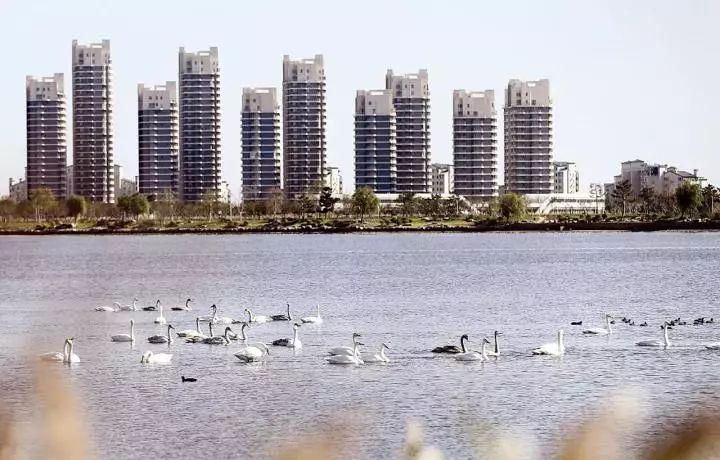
[[663, 326, 669, 346], [460, 336, 467, 353], [130, 321, 135, 340], [494, 332, 499, 354], [481, 342, 488, 360]]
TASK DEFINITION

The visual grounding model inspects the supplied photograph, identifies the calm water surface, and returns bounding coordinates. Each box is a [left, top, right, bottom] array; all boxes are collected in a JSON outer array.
[[2, 232, 720, 459]]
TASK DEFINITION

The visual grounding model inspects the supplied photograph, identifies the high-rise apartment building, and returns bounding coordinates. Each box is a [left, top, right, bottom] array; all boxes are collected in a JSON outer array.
[[241, 87, 281, 201], [26, 74, 67, 199], [282, 54, 326, 198], [385, 69, 431, 193], [354, 89, 396, 193], [178, 47, 221, 202], [431, 163, 454, 196], [504, 79, 553, 195], [72, 39, 114, 202], [138, 82, 179, 200], [452, 89, 497, 200]]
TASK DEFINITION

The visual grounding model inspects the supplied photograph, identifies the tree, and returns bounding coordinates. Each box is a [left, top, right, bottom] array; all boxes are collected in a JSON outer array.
[[153, 188, 178, 221], [638, 186, 656, 216], [0, 198, 15, 222], [396, 193, 417, 217], [351, 187, 379, 223], [498, 193, 526, 222], [29, 188, 56, 223], [611, 180, 632, 216], [298, 195, 316, 218], [117, 195, 132, 220], [201, 189, 219, 220], [701, 184, 719, 217], [318, 187, 339, 216], [675, 182, 701, 218], [66, 195, 87, 222], [129, 194, 150, 219]]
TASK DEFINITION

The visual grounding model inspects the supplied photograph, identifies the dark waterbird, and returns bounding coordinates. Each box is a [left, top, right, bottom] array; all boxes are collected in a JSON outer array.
[[181, 376, 197, 383], [570, 321, 582, 326]]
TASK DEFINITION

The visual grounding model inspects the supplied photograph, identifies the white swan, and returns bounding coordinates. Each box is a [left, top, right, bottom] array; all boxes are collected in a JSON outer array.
[[582, 314, 613, 335], [203, 325, 232, 345], [245, 308, 268, 325], [234, 342, 270, 362], [63, 337, 80, 363], [272, 323, 302, 348], [532, 330, 565, 356], [301, 304, 323, 324], [177, 317, 205, 338], [485, 331, 501, 358], [148, 324, 174, 344], [637, 323, 671, 347], [39, 338, 72, 362], [111, 319, 135, 342], [271, 302, 292, 321], [154, 304, 167, 324], [362, 343, 390, 363], [200, 304, 233, 324], [140, 351, 173, 364], [117, 298, 139, 311], [329, 333, 362, 356], [327, 341, 364, 365], [94, 303, 118, 312], [455, 335, 487, 361], [171, 298, 193, 311]]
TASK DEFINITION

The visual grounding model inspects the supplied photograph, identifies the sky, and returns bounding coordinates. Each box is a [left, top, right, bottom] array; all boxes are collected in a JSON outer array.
[[1, 0, 718, 197]]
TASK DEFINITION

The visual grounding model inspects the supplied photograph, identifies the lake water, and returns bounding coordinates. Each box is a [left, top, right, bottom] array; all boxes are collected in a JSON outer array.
[[1, 232, 720, 459]]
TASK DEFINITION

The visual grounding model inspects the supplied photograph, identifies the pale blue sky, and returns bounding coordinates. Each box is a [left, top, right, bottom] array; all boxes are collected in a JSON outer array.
[[1, 0, 718, 196]]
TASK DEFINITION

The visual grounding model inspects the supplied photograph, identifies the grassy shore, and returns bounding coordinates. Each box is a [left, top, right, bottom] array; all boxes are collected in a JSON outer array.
[[2, 216, 720, 235]]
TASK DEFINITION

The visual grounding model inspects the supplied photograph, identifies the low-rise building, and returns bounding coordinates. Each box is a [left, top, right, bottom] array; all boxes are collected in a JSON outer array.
[[613, 159, 705, 196], [9, 178, 27, 202], [554, 161, 579, 194], [525, 193, 604, 215], [325, 166, 343, 197], [431, 163, 454, 196]]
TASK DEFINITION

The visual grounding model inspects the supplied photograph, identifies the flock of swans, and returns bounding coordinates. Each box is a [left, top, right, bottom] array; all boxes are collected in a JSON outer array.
[[41, 305, 720, 369]]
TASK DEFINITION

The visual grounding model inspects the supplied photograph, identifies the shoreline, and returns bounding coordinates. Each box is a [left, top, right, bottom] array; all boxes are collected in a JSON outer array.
[[2, 220, 720, 235]]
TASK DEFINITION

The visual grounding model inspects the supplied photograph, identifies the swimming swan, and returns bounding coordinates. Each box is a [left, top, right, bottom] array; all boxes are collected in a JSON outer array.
[[637, 323, 671, 347], [271, 303, 292, 321], [455, 335, 487, 361], [94, 303, 119, 312], [245, 308, 269, 324], [362, 343, 390, 363], [326, 341, 364, 365], [154, 304, 167, 324], [272, 323, 302, 348], [171, 298, 193, 311], [234, 342, 270, 362], [203, 325, 232, 345], [532, 330, 565, 356], [485, 331, 501, 358], [328, 333, 362, 356], [176, 317, 205, 338], [63, 337, 80, 363], [111, 319, 135, 342], [148, 324, 174, 344], [301, 304, 323, 324], [582, 314, 613, 335], [143, 299, 161, 312], [39, 338, 72, 362], [140, 351, 172, 364], [117, 298, 139, 311]]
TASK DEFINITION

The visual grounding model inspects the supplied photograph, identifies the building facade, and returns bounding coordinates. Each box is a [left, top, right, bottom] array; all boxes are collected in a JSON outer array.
[[8, 178, 27, 202], [554, 161, 579, 194], [138, 82, 179, 200], [354, 89, 396, 193], [282, 54, 326, 198], [72, 39, 114, 202], [66, 165, 74, 196], [613, 160, 705, 197], [504, 79, 553, 195], [241, 87, 281, 201], [452, 89, 497, 200], [26, 74, 67, 199], [385, 69, 431, 193], [324, 166, 343, 197], [431, 163, 454, 196], [178, 47, 221, 202]]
